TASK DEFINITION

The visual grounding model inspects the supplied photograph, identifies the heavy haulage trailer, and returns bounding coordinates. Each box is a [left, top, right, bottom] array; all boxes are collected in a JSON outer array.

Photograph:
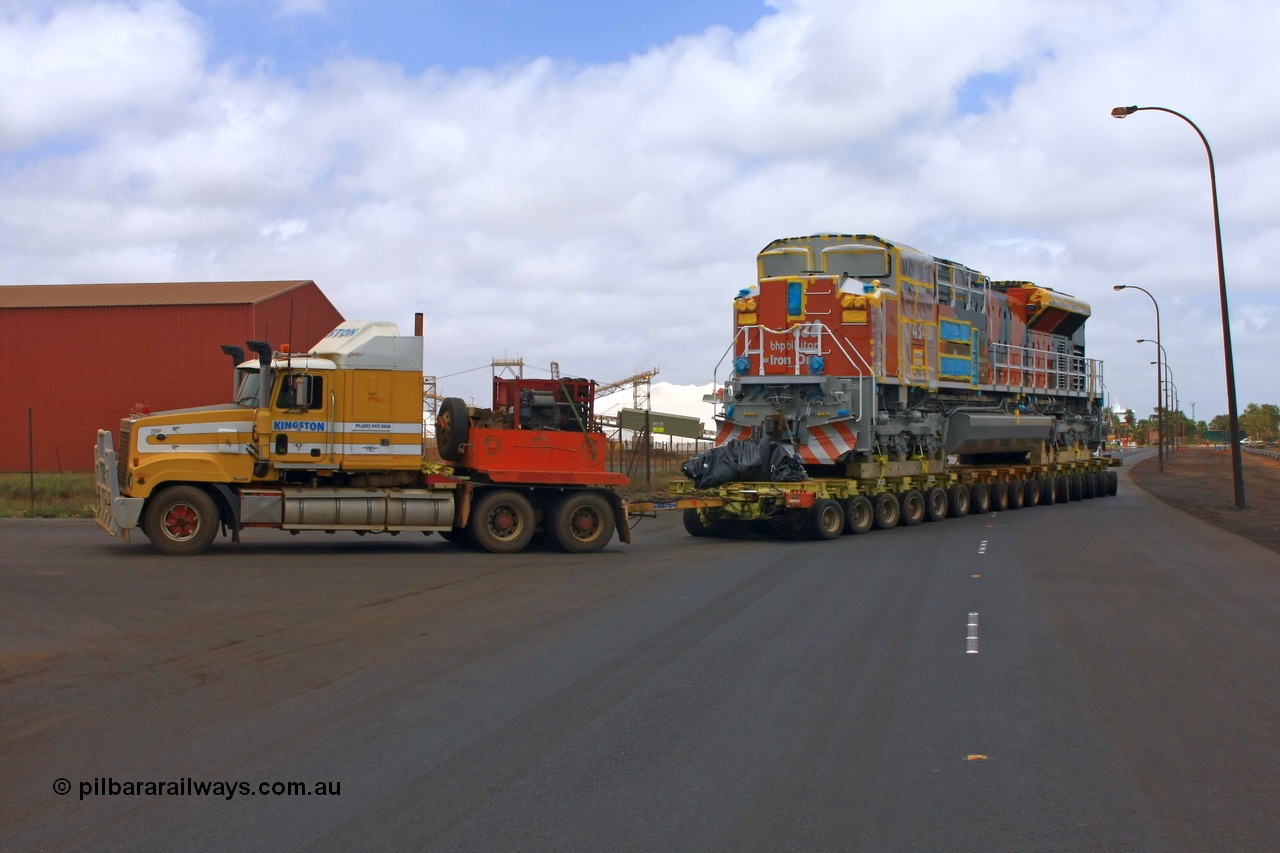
[[94, 315, 630, 555], [630, 455, 1120, 541]]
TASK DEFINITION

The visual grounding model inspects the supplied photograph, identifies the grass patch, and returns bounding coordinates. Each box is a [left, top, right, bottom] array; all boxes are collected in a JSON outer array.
[[0, 472, 98, 518]]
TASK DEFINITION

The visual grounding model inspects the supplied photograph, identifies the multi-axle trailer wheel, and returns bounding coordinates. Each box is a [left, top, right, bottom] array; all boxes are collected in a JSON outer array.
[[679, 466, 1119, 542]]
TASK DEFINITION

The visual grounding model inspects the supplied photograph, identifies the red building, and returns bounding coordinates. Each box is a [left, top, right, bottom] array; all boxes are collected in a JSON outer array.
[[0, 281, 344, 472]]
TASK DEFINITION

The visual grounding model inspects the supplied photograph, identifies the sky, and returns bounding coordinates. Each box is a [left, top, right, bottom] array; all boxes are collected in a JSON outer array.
[[2, 0, 1277, 425]]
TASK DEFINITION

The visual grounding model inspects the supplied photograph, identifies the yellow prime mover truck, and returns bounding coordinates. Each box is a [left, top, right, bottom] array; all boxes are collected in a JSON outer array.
[[94, 317, 630, 555]]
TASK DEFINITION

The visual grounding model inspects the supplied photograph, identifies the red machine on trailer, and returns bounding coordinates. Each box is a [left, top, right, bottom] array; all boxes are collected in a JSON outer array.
[[435, 376, 629, 552]]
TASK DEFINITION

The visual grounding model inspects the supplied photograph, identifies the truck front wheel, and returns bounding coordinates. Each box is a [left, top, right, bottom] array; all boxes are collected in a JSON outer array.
[[468, 490, 535, 553], [142, 486, 220, 556]]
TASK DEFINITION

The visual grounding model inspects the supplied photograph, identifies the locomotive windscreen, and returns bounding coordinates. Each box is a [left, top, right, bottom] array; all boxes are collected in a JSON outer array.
[[820, 245, 890, 278]]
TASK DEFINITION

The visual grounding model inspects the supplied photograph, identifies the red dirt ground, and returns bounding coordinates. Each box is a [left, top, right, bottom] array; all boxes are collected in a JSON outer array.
[[1128, 446, 1280, 555]]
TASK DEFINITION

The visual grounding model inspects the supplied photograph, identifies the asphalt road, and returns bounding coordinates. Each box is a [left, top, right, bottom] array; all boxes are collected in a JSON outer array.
[[3, 453, 1280, 851]]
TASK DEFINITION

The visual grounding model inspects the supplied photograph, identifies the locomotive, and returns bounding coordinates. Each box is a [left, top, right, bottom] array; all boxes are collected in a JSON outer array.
[[711, 234, 1107, 473]]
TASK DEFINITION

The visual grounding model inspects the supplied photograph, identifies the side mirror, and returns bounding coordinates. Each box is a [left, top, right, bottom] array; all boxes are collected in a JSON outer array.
[[293, 375, 312, 408]]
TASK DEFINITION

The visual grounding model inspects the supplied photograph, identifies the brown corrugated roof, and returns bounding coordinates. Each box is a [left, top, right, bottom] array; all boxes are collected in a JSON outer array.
[[0, 281, 316, 308]]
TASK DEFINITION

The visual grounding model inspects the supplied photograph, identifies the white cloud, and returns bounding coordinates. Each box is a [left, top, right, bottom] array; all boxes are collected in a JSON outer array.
[[1, 0, 1277, 419], [0, 1, 204, 151]]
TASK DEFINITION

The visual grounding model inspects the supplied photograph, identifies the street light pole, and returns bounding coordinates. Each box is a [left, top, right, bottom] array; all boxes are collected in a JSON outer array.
[[1112, 105, 1245, 507], [1139, 337, 1169, 463], [1165, 370, 1179, 454], [1117, 285, 1162, 471]]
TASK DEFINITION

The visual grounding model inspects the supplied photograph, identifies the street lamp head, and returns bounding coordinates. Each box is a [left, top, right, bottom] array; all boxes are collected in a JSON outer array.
[[1137, 338, 1149, 344], [1112, 105, 1139, 118], [1113, 284, 1127, 291]]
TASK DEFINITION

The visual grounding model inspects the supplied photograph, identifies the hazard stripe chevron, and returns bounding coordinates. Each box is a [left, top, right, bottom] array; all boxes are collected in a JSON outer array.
[[714, 422, 753, 446], [795, 421, 859, 464]]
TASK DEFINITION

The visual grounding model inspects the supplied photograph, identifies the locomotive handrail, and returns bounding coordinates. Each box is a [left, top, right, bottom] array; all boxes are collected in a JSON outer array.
[[988, 341, 1103, 399]]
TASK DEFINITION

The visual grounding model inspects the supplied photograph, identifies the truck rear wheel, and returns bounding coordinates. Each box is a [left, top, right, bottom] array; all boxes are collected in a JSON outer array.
[[682, 508, 712, 537], [969, 483, 990, 514], [1108, 470, 1119, 495], [468, 490, 535, 553], [990, 480, 1009, 512], [947, 484, 970, 518], [1007, 480, 1024, 510], [143, 485, 219, 556], [924, 487, 948, 521], [806, 499, 844, 540], [900, 490, 925, 525], [1041, 477, 1057, 505], [873, 492, 900, 529], [549, 492, 615, 553], [436, 397, 470, 462], [843, 495, 874, 534]]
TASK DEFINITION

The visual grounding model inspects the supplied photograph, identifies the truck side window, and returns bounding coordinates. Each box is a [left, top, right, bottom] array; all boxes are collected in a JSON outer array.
[[277, 374, 324, 410]]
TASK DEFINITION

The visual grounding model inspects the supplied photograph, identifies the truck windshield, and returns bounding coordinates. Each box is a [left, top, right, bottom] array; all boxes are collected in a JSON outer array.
[[234, 369, 261, 406]]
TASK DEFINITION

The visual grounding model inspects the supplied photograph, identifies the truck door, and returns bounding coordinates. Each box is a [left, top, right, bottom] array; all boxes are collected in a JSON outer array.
[[269, 371, 336, 468]]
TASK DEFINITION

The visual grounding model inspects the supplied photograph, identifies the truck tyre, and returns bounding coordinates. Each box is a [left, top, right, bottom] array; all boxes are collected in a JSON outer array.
[[900, 490, 925, 525], [1007, 480, 1024, 510], [947, 484, 970, 518], [1041, 477, 1057, 505], [1024, 478, 1041, 507], [1058, 475, 1072, 503], [1069, 474, 1083, 501], [468, 489, 535, 553], [805, 499, 844, 540], [682, 508, 712, 537], [1108, 470, 1119, 496], [991, 480, 1009, 512], [969, 483, 990, 514], [549, 491, 615, 553], [873, 492, 900, 529], [436, 397, 470, 462], [843, 495, 874, 534], [924, 486, 948, 522], [142, 485, 220, 556]]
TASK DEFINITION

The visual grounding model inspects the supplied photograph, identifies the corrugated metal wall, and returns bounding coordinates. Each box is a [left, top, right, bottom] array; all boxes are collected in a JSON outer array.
[[252, 283, 343, 352], [0, 288, 343, 472]]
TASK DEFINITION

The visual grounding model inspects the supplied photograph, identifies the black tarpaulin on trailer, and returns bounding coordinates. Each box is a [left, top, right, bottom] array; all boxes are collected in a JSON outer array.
[[680, 437, 807, 490]]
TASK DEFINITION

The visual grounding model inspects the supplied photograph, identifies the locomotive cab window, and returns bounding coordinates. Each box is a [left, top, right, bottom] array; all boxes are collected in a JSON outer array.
[[759, 248, 813, 278], [821, 246, 889, 279]]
